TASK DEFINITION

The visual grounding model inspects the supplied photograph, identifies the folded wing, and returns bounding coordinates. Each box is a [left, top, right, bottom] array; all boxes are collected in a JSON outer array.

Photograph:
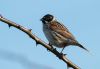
[[49, 21, 76, 40]]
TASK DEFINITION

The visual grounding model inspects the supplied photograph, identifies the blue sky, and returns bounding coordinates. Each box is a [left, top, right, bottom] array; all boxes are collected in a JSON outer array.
[[0, 0, 100, 69]]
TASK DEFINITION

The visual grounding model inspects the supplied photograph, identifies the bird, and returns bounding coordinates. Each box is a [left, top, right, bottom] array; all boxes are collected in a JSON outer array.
[[40, 14, 88, 53]]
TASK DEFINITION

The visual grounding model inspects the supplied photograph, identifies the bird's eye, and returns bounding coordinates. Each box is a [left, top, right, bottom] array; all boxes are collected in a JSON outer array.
[[43, 17, 46, 19], [50, 16, 52, 19]]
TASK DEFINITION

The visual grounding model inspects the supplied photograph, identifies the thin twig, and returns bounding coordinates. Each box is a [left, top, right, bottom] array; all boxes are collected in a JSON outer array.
[[0, 15, 80, 69]]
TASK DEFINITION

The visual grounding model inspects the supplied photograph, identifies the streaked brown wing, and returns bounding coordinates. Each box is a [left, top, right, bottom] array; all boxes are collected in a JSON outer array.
[[49, 21, 75, 40]]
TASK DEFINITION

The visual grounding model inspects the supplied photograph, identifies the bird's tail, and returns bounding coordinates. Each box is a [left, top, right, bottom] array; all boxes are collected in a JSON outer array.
[[75, 43, 89, 52]]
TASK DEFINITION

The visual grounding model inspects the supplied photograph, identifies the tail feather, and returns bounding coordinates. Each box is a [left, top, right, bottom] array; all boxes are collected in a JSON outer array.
[[76, 43, 89, 52]]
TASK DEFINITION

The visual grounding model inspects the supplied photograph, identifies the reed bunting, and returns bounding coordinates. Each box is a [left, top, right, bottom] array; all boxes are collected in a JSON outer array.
[[40, 14, 88, 52]]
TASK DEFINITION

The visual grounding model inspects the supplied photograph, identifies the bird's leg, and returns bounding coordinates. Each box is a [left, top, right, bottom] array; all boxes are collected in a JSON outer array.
[[60, 46, 66, 56], [61, 47, 64, 53]]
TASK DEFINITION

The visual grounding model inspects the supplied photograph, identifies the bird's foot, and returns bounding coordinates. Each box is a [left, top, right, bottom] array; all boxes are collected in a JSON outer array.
[[60, 52, 67, 56], [47, 43, 54, 51], [48, 43, 54, 50]]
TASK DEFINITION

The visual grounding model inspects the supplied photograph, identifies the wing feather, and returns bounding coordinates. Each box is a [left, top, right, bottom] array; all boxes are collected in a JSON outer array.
[[49, 21, 75, 40]]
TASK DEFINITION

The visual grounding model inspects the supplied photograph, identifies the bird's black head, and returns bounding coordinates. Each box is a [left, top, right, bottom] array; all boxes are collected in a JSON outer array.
[[40, 14, 54, 22]]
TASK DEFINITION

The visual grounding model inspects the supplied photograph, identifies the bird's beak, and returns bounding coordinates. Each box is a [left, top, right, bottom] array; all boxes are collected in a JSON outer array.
[[40, 18, 43, 21], [40, 18, 46, 24]]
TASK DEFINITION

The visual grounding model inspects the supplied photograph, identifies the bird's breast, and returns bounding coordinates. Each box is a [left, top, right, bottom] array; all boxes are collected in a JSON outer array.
[[43, 25, 67, 48]]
